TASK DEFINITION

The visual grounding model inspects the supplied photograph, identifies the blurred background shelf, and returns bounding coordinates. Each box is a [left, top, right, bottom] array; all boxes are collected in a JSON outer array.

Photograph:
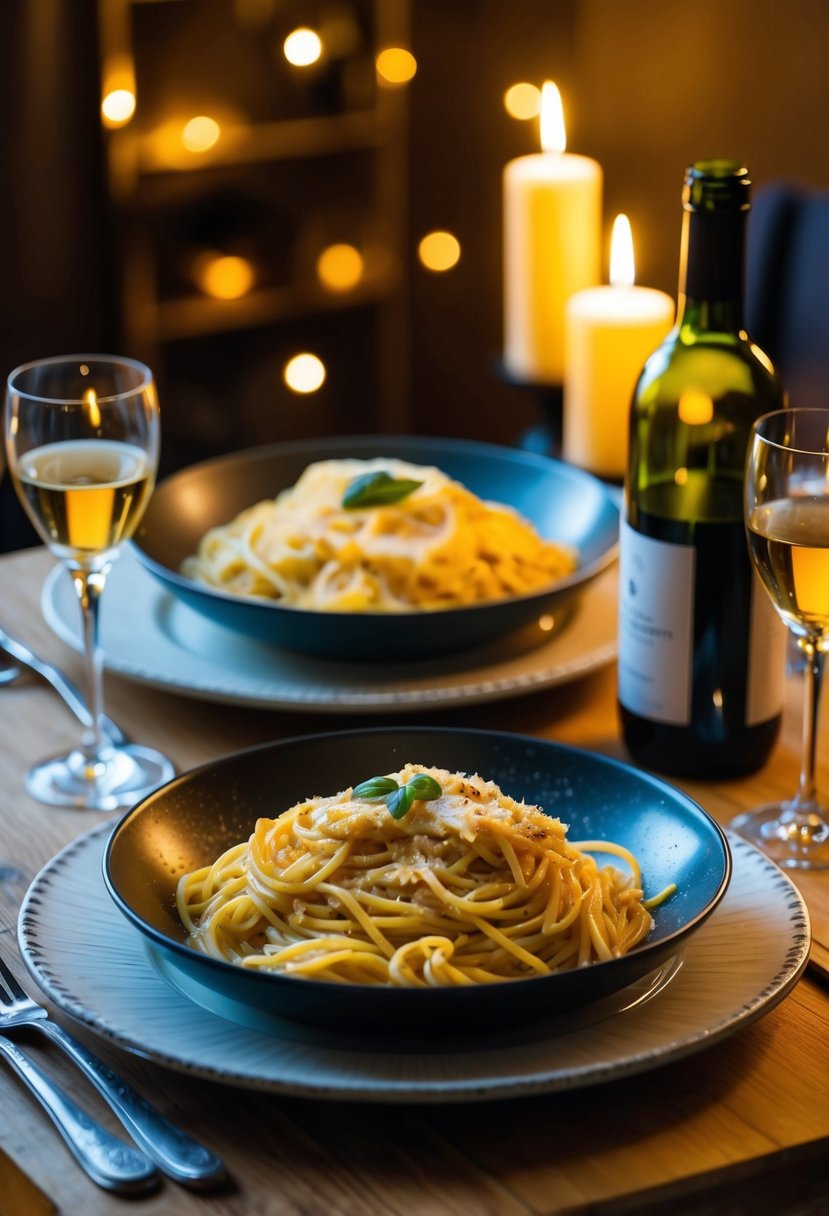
[[152, 270, 399, 343], [98, 0, 411, 462], [1, 0, 828, 553], [134, 112, 391, 176]]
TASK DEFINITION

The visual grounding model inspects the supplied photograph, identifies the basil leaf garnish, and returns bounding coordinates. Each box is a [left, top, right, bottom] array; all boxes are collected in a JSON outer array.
[[386, 785, 415, 819], [342, 470, 423, 509], [405, 774, 442, 801], [352, 776, 399, 800], [352, 771, 443, 819]]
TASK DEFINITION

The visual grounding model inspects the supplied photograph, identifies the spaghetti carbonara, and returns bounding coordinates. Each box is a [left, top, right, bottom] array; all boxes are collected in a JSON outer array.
[[177, 765, 670, 987], [180, 458, 577, 612]]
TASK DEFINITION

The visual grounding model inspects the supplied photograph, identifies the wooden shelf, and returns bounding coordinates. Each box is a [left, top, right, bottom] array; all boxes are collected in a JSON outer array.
[[133, 110, 392, 177], [99, 0, 412, 439], [153, 267, 400, 342]]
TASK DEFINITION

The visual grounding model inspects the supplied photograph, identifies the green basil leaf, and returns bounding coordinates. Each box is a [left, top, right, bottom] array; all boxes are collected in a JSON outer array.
[[386, 784, 416, 819], [406, 774, 443, 801], [353, 776, 399, 800], [342, 470, 423, 509]]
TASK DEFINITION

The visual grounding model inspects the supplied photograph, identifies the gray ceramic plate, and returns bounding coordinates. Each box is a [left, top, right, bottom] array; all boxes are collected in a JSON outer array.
[[18, 825, 808, 1102]]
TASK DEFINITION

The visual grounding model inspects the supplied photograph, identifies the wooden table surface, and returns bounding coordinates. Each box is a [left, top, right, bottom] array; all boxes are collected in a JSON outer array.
[[1, 546, 828, 1216]]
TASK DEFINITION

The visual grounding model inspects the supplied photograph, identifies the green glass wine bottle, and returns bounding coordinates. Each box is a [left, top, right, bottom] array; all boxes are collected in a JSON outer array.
[[618, 159, 789, 778]]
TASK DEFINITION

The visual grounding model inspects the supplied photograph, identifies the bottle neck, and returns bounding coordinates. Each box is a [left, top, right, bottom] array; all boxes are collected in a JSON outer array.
[[676, 206, 746, 333]]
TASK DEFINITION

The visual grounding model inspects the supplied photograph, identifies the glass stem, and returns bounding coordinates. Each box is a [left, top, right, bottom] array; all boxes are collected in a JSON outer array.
[[70, 565, 110, 762], [795, 636, 824, 810]]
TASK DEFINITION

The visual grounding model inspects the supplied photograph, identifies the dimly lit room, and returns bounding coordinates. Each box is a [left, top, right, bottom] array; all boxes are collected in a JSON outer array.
[[1, 2, 828, 1213]]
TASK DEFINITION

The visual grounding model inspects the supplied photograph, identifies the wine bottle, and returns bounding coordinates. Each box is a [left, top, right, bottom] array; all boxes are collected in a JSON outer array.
[[618, 159, 788, 778]]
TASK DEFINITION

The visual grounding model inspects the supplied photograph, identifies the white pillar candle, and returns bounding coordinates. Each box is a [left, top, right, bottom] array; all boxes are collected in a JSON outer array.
[[563, 215, 675, 478], [502, 82, 602, 385]]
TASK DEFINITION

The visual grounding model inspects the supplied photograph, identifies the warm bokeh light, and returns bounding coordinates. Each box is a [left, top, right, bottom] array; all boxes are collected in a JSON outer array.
[[101, 89, 136, 128], [196, 254, 255, 300], [181, 115, 221, 153], [376, 47, 417, 84], [316, 243, 364, 292], [539, 80, 566, 154], [284, 353, 327, 394], [283, 27, 323, 67], [678, 388, 715, 425], [504, 82, 541, 121], [609, 214, 635, 287], [418, 231, 461, 272]]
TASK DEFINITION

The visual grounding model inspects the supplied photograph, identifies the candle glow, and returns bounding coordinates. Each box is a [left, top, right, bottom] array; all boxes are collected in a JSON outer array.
[[502, 80, 602, 383], [563, 215, 675, 477]]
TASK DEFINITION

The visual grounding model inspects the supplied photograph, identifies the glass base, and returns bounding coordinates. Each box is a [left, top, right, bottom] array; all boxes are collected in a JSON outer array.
[[26, 744, 176, 812], [730, 801, 829, 870]]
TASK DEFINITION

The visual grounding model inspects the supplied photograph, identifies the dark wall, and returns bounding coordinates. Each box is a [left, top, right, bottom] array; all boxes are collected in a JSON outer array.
[[0, 0, 111, 550]]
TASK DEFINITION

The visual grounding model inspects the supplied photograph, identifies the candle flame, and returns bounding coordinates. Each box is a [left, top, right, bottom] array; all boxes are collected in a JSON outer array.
[[540, 81, 566, 154], [610, 214, 635, 287]]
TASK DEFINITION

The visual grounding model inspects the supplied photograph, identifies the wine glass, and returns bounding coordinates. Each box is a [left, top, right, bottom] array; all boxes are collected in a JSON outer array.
[[732, 407, 829, 868], [4, 355, 175, 811]]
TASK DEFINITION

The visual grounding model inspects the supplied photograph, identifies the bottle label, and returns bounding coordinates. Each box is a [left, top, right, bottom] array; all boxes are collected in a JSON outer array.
[[618, 519, 787, 726], [618, 520, 695, 724]]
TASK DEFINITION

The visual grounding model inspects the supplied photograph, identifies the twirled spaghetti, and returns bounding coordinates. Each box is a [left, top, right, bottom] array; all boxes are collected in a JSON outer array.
[[179, 457, 577, 612], [177, 765, 670, 987]]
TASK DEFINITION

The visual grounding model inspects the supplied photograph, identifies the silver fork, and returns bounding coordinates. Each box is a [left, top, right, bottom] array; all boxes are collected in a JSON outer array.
[[0, 956, 226, 1189], [0, 626, 126, 745], [0, 1033, 158, 1193]]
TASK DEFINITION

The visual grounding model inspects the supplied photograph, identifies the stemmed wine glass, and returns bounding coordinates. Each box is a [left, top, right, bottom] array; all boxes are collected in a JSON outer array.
[[732, 407, 829, 868], [4, 355, 175, 811]]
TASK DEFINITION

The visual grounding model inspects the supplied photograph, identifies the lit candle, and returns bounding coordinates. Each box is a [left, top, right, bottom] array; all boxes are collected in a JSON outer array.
[[563, 215, 675, 478], [502, 81, 602, 385]]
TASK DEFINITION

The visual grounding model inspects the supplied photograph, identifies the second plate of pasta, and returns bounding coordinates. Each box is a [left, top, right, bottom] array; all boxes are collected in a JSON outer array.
[[131, 436, 619, 658]]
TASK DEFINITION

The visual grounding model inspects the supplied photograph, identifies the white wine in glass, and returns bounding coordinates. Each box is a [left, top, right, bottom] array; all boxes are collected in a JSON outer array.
[[4, 355, 175, 810], [733, 407, 829, 868]]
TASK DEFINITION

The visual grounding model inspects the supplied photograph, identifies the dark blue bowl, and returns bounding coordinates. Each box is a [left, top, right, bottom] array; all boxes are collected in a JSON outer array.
[[103, 727, 731, 1034], [130, 436, 619, 659]]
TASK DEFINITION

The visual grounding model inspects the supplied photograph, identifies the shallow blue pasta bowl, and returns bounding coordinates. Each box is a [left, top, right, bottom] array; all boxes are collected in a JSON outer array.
[[130, 435, 619, 659], [103, 727, 731, 1035]]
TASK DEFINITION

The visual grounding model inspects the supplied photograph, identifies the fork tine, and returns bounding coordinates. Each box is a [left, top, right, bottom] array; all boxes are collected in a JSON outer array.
[[0, 954, 29, 1001]]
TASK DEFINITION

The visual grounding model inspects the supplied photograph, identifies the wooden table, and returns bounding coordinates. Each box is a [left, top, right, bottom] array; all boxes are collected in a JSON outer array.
[[1, 547, 828, 1216]]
